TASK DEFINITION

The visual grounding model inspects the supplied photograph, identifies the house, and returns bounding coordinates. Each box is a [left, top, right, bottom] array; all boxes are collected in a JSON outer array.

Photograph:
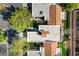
[[0, 3, 65, 56], [27, 3, 64, 56], [69, 9, 79, 56], [27, 25, 61, 42], [45, 4, 63, 56]]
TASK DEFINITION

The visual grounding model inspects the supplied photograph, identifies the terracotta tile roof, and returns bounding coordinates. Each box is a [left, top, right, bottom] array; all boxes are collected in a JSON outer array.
[[44, 42, 58, 56], [45, 5, 62, 56], [48, 5, 62, 25]]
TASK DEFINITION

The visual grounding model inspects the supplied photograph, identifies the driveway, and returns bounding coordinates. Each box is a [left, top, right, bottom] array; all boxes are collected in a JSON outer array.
[[0, 43, 8, 56]]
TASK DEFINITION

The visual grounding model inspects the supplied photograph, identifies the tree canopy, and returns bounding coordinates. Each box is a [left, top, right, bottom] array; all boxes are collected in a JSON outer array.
[[9, 37, 26, 56], [9, 7, 32, 32], [63, 3, 79, 12]]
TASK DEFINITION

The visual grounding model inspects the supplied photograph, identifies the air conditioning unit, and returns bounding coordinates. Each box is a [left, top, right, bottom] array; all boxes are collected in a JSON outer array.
[[61, 12, 67, 20]]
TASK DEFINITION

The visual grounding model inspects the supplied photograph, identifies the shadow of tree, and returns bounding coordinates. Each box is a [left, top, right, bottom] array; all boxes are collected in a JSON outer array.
[[1, 5, 15, 21], [7, 29, 16, 44], [27, 3, 32, 13]]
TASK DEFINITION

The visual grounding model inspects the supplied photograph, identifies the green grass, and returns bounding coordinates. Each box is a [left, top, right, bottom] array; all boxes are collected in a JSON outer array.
[[0, 29, 6, 43]]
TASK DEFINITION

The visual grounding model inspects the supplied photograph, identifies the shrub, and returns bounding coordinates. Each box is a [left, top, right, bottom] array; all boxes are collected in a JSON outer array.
[[0, 29, 6, 43]]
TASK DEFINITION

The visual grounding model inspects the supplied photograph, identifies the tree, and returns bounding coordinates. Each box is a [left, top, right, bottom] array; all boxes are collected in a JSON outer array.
[[9, 7, 32, 32], [63, 3, 79, 12], [9, 37, 27, 56]]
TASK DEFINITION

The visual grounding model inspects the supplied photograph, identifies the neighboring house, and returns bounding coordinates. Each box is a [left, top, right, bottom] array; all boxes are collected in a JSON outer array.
[[27, 4, 65, 56], [69, 9, 79, 56]]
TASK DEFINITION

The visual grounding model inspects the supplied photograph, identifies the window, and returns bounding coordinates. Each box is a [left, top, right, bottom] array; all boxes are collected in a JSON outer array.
[[40, 11, 43, 14]]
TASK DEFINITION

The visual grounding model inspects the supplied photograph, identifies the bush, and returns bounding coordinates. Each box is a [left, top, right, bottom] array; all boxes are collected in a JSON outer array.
[[63, 33, 69, 42], [63, 20, 69, 31], [63, 3, 79, 12], [9, 37, 27, 56], [25, 42, 34, 48], [60, 42, 68, 56], [0, 29, 6, 43]]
